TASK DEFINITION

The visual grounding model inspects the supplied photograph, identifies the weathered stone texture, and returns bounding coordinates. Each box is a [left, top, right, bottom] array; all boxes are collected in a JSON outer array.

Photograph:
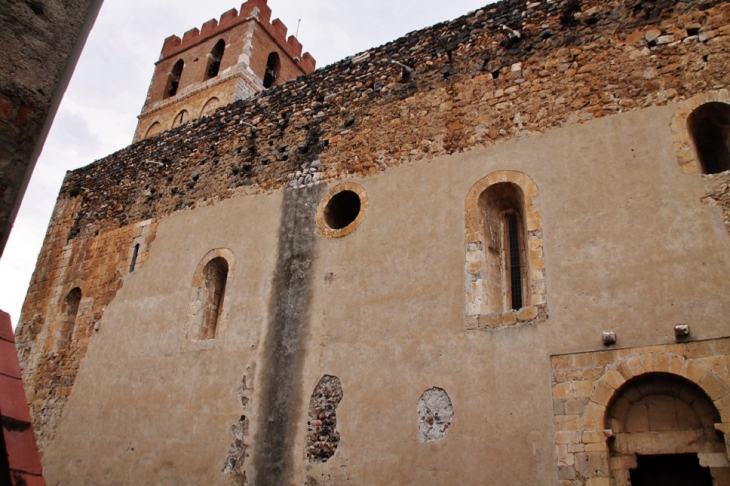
[[15, 198, 157, 451], [0, 0, 101, 254], [306, 375, 343, 463]]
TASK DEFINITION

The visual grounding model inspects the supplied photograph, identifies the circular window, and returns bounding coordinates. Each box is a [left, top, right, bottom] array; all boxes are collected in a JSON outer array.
[[324, 190, 361, 229], [316, 183, 368, 238]]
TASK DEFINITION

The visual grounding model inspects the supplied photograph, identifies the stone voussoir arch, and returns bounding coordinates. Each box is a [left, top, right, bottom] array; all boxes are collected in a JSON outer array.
[[670, 89, 730, 175], [185, 248, 236, 342], [190, 248, 236, 287], [584, 352, 730, 433]]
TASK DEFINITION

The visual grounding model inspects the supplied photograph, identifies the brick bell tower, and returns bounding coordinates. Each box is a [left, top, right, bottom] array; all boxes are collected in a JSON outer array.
[[134, 0, 316, 142]]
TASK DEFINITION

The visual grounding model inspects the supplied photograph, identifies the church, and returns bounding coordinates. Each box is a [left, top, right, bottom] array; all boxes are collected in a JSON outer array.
[[13, 0, 730, 484]]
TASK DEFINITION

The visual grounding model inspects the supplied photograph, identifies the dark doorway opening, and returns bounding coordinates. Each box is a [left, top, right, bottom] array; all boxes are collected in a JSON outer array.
[[630, 454, 712, 486], [688, 102, 730, 174]]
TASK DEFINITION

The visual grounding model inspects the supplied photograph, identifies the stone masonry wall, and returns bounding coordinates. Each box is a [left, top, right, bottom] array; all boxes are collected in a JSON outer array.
[[59, 0, 730, 239], [0, 0, 100, 254], [551, 339, 730, 485], [15, 196, 157, 452], [136, 19, 309, 143], [15, 0, 730, 454]]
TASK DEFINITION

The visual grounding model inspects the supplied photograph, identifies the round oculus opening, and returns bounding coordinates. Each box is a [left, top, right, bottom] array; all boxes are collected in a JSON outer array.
[[324, 190, 361, 230]]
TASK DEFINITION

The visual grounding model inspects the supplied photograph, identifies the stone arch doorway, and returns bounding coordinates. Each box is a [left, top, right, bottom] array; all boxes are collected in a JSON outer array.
[[606, 373, 729, 485]]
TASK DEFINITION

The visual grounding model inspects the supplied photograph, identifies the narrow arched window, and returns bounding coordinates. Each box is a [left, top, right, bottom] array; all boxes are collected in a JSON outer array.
[[688, 102, 730, 174], [479, 182, 528, 313], [465, 171, 546, 327], [191, 257, 228, 340], [165, 59, 184, 98], [129, 244, 140, 272], [263, 52, 280, 88], [56, 287, 81, 351], [206, 39, 225, 79]]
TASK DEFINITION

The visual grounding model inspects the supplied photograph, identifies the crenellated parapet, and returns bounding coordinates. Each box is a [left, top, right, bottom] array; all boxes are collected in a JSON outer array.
[[160, 0, 316, 74]]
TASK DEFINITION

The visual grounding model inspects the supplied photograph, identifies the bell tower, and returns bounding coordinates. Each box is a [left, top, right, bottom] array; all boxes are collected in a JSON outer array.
[[134, 0, 315, 142]]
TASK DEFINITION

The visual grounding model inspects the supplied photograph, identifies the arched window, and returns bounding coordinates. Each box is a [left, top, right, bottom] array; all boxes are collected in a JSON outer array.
[[189, 252, 233, 341], [464, 171, 546, 328], [165, 59, 184, 98], [263, 52, 280, 88], [56, 287, 81, 351], [206, 39, 225, 79], [172, 110, 189, 128], [688, 102, 730, 174], [479, 182, 528, 312]]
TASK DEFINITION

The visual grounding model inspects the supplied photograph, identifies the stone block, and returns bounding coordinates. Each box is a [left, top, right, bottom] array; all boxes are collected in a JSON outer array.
[[516, 306, 538, 321], [584, 400, 607, 430], [582, 430, 607, 444], [553, 382, 573, 399], [668, 356, 685, 375], [649, 353, 670, 373], [626, 356, 645, 377], [573, 381, 595, 399], [698, 452, 729, 468], [686, 359, 709, 384], [699, 372, 730, 400], [609, 454, 637, 471], [556, 430, 581, 444], [565, 398, 589, 415], [576, 452, 610, 478], [592, 381, 614, 407], [586, 478, 610, 486], [557, 445, 575, 466]]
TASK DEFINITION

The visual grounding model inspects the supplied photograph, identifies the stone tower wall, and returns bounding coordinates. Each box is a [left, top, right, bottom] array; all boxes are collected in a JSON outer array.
[[134, 0, 316, 142]]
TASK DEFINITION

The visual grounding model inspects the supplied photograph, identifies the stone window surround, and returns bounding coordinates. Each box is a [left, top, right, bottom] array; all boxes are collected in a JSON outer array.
[[551, 342, 730, 486], [48, 284, 86, 354], [316, 182, 369, 239], [464, 170, 546, 330], [184, 248, 236, 348], [671, 90, 730, 175]]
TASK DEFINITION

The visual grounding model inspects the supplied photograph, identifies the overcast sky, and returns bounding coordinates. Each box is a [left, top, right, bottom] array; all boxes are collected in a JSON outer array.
[[0, 0, 494, 327]]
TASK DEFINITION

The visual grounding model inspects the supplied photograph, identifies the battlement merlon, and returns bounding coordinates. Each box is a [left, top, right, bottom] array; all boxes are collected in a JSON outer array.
[[159, 0, 316, 74]]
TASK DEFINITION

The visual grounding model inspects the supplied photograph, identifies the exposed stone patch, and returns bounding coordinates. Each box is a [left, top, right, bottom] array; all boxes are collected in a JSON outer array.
[[417, 388, 454, 443], [306, 375, 343, 463], [222, 366, 255, 485]]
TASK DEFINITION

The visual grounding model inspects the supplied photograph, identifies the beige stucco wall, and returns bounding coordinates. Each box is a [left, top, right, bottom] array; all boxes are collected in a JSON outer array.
[[40, 104, 730, 484]]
